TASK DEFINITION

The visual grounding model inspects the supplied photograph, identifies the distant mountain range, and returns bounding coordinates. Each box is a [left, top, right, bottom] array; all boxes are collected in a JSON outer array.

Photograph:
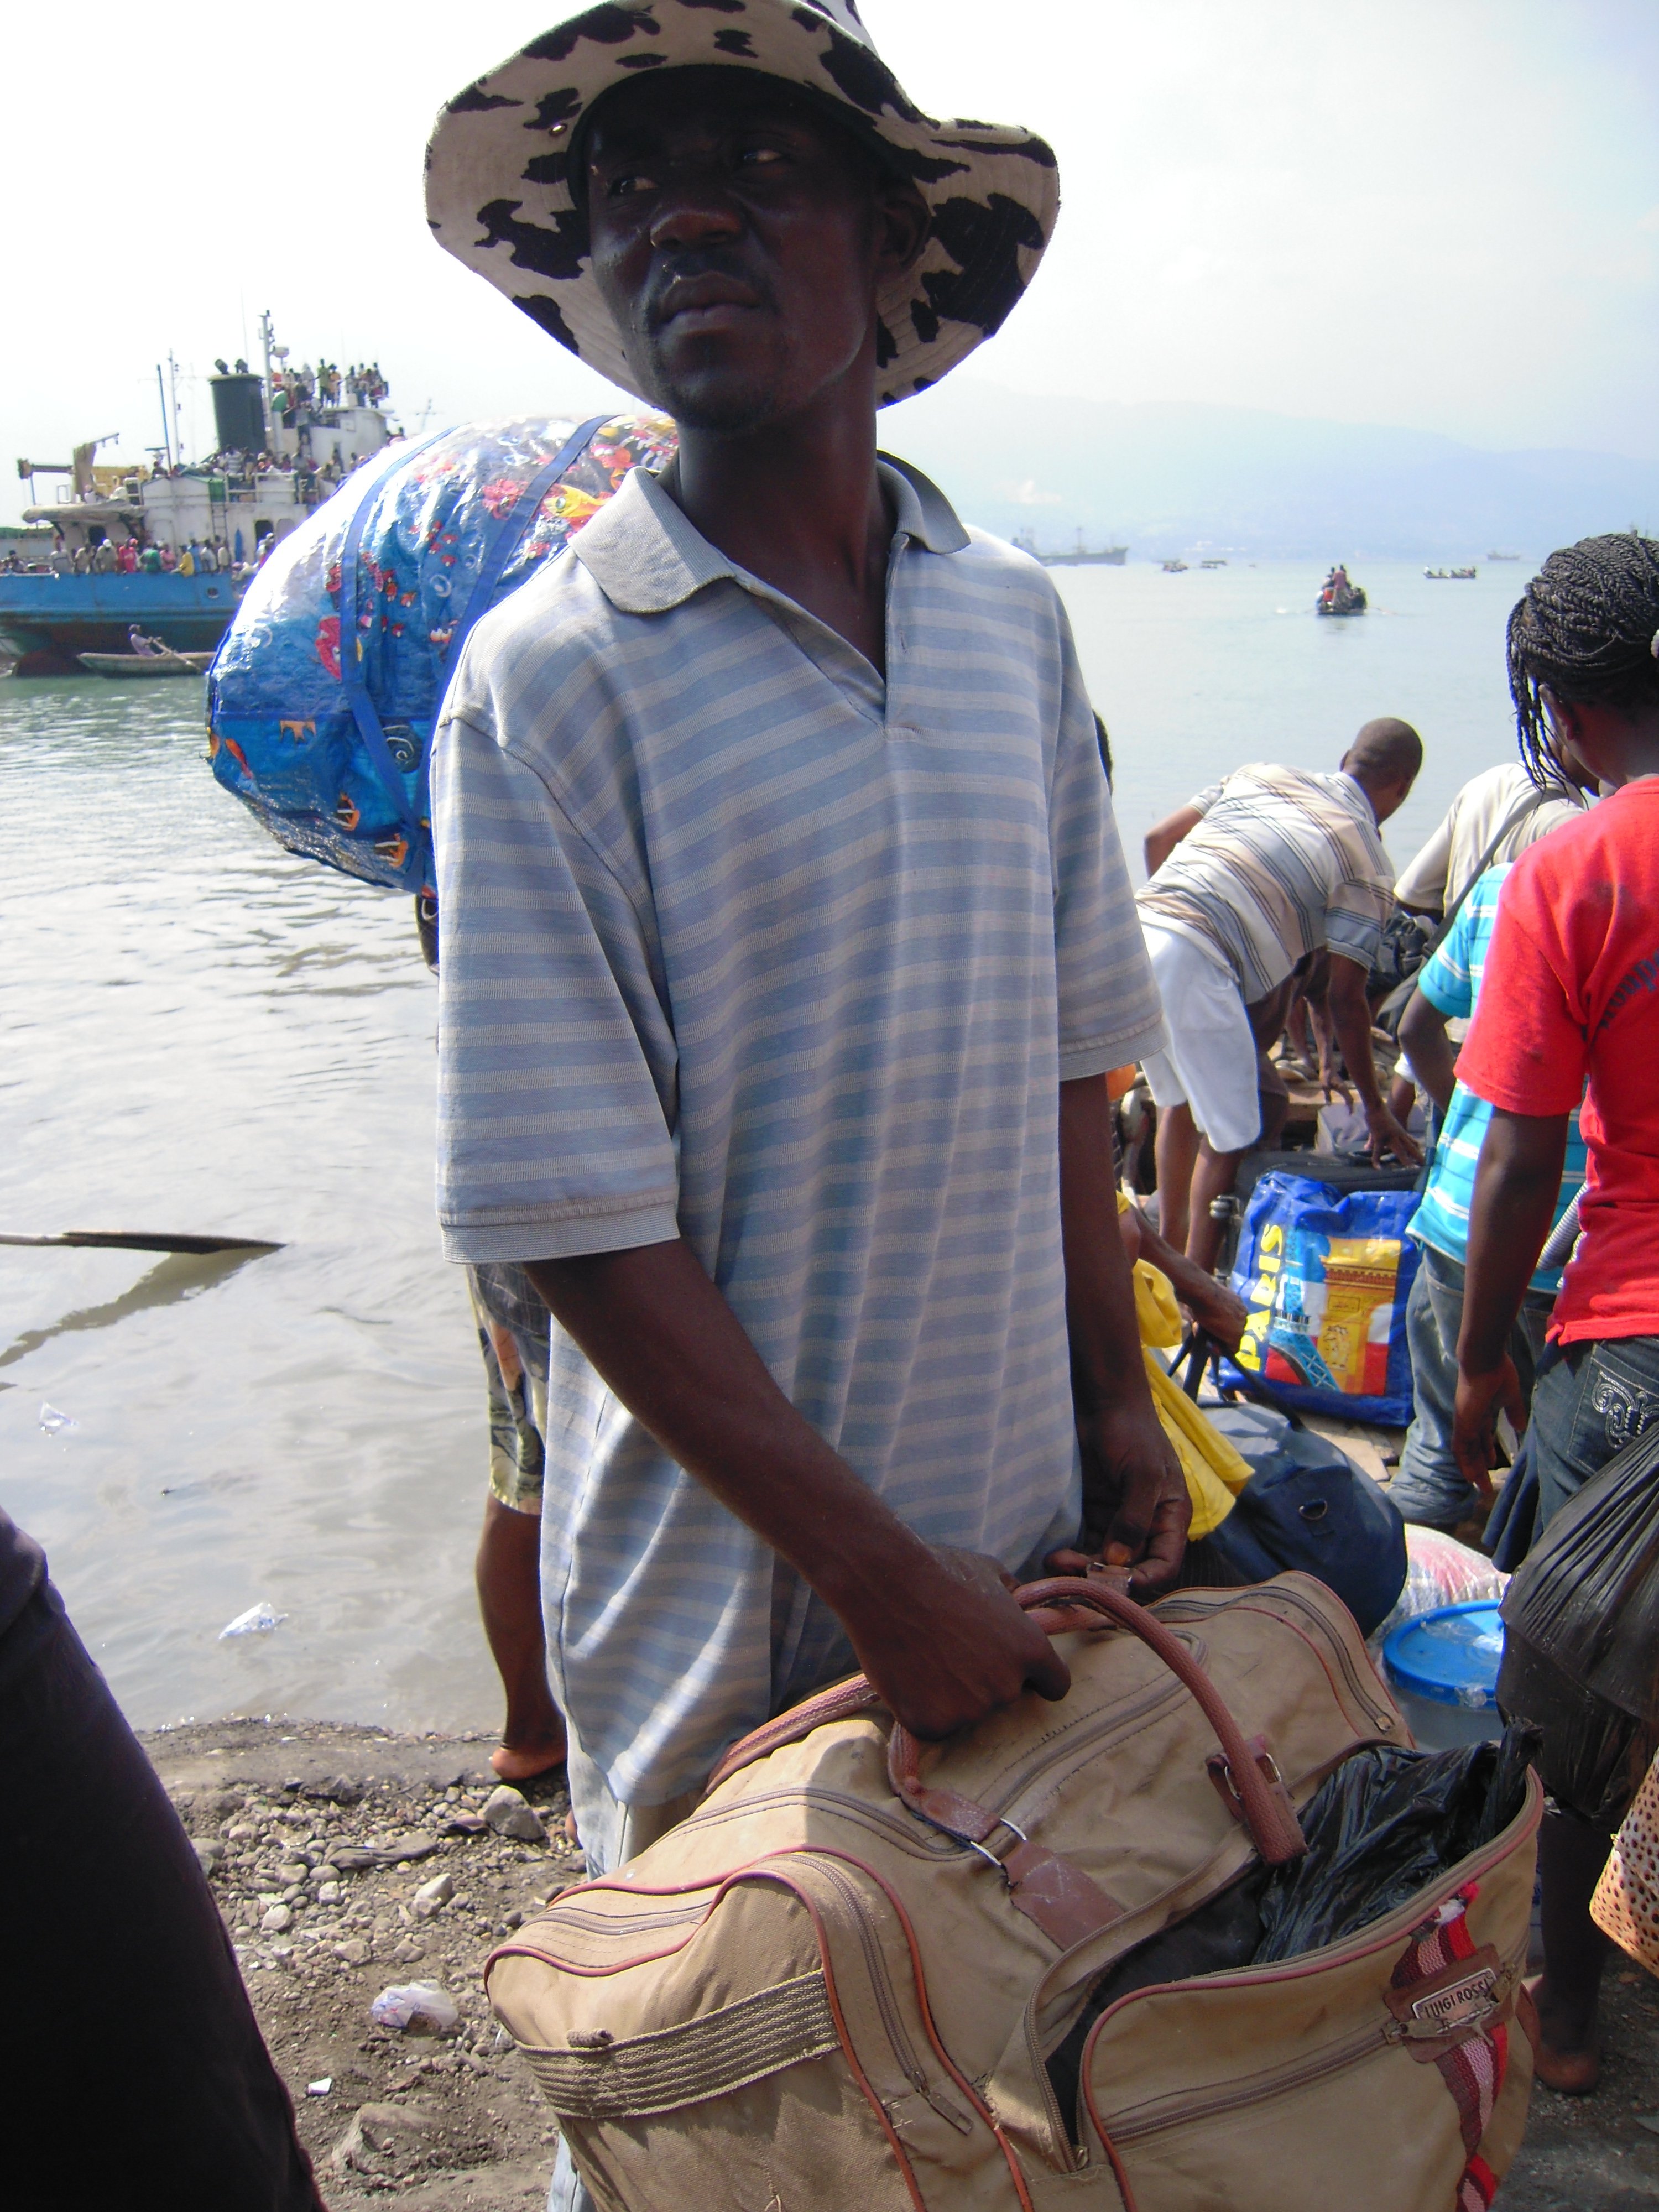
[[881, 380, 1659, 561]]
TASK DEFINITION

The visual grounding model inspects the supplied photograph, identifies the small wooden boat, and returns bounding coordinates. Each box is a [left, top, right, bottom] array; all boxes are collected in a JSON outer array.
[[1317, 580, 1368, 617], [1160, 559, 1188, 573], [77, 648, 213, 677], [1424, 567, 1478, 581]]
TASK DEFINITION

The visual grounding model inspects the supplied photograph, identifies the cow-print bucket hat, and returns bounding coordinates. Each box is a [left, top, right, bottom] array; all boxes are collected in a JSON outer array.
[[425, 0, 1058, 406]]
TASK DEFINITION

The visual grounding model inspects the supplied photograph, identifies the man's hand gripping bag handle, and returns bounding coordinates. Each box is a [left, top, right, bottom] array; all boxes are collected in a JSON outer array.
[[885, 1578, 1307, 1948]]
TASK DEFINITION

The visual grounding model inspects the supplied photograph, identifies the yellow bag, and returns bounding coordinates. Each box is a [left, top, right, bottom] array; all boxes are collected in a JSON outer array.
[[1120, 1195, 1250, 1540]]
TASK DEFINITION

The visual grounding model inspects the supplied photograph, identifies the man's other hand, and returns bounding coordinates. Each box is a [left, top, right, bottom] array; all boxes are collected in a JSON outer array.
[[1180, 1276, 1249, 1355], [1453, 1358, 1525, 1503], [843, 1546, 1071, 1741], [1364, 1099, 1423, 1167], [1050, 1400, 1191, 1601]]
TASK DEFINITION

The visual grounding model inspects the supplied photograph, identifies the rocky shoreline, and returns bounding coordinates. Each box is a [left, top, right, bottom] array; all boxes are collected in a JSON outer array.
[[143, 1717, 577, 2208], [142, 1714, 1659, 2210]]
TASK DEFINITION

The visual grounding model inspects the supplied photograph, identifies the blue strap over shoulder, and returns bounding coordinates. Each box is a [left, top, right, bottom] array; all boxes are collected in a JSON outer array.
[[337, 430, 451, 836], [435, 415, 609, 703], [336, 416, 608, 838]]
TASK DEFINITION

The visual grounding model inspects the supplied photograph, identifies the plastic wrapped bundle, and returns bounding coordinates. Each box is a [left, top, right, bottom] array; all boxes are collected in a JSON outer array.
[[207, 412, 677, 894]]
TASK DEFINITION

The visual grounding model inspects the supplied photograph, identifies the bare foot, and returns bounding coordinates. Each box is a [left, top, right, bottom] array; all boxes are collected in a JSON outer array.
[[563, 1810, 580, 1847], [490, 1737, 567, 1785]]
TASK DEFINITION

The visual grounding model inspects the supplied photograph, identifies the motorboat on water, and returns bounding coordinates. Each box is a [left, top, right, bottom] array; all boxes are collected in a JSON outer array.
[[1425, 566, 1478, 580], [1, 316, 400, 674], [1160, 558, 1188, 573]]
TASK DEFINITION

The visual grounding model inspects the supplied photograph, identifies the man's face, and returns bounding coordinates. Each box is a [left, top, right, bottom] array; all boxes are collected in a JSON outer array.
[[585, 70, 925, 433]]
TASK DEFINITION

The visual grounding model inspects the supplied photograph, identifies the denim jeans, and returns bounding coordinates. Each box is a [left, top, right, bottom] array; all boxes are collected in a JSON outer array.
[[549, 2138, 591, 2212], [1530, 1333, 1659, 1532], [1391, 1243, 1550, 1529]]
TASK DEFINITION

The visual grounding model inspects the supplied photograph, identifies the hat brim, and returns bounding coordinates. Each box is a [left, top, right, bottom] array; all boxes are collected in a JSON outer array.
[[425, 0, 1058, 407]]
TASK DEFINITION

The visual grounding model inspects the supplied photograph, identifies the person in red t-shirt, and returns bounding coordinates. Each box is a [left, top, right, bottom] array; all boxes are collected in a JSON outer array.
[[1453, 531, 1659, 2096]]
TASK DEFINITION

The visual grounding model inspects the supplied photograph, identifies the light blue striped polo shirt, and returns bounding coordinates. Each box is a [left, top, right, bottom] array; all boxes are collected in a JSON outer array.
[[1412, 864, 1585, 1290], [430, 457, 1164, 1807]]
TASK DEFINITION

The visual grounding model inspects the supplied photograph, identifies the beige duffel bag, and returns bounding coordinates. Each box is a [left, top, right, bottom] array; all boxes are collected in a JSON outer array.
[[488, 1575, 1539, 2212]]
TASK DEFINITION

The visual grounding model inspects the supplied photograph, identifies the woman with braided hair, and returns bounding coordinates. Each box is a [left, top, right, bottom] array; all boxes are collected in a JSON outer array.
[[1453, 530, 1659, 2093]]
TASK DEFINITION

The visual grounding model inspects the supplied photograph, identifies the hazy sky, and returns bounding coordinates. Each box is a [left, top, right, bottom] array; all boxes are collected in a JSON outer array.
[[7, 0, 1656, 523]]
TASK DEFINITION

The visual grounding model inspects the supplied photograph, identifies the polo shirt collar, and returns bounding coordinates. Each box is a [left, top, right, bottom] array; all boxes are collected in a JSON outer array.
[[571, 451, 971, 618], [1335, 770, 1380, 827]]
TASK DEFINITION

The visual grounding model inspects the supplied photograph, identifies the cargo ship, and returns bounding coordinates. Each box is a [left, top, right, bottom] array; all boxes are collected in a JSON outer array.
[[1011, 529, 1128, 567], [1, 318, 398, 674]]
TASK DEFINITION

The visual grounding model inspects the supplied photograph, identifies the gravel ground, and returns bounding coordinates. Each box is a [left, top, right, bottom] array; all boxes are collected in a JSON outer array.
[[143, 1715, 1659, 2209], [147, 1718, 575, 2208]]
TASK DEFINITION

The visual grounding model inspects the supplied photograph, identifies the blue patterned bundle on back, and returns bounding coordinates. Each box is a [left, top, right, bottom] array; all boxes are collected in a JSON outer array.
[[206, 411, 677, 894]]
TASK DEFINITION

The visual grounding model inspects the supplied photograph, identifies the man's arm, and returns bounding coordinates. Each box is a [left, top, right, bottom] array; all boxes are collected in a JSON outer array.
[[1452, 1108, 1569, 1495], [1121, 1200, 1248, 1353], [1326, 952, 1423, 1165], [1397, 985, 1458, 1114], [1144, 804, 1204, 878], [524, 1241, 1070, 1741], [1046, 1075, 1191, 1594]]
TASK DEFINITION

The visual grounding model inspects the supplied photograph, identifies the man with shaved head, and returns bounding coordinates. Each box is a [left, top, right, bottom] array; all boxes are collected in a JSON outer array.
[[1139, 719, 1425, 1267]]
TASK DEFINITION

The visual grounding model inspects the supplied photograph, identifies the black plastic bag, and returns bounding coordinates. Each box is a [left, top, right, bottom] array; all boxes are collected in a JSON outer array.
[[1498, 1421, 1659, 1725], [1045, 1727, 1535, 2135], [1253, 1724, 1536, 1961], [1498, 1632, 1655, 1828]]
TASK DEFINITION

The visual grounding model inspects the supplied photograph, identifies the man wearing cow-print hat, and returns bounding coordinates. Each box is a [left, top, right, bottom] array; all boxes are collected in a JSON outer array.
[[427, 8, 1176, 2121]]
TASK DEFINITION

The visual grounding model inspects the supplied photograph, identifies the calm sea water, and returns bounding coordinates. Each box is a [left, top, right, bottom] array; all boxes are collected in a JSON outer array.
[[0, 555, 1540, 1730]]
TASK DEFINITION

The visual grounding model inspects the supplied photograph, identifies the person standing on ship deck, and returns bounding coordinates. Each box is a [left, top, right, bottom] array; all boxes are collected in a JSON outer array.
[[425, 0, 1182, 2014]]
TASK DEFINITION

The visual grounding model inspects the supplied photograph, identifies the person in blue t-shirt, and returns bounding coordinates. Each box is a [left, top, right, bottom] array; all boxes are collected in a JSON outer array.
[[1390, 863, 1586, 1528]]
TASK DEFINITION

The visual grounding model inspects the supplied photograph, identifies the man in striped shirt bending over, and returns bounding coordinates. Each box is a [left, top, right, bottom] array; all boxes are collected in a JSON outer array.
[[1138, 730, 1425, 1269], [425, 0, 1181, 1898]]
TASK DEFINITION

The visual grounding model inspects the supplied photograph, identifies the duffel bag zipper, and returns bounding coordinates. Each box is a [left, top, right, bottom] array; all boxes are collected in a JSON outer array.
[[810, 1858, 976, 2136], [978, 1673, 1191, 1823], [983, 1587, 1394, 1830], [1157, 1583, 1398, 1735], [1102, 2018, 1387, 2143]]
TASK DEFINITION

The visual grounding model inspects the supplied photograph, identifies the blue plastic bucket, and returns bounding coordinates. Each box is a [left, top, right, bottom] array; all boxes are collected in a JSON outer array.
[[1383, 1601, 1506, 1751]]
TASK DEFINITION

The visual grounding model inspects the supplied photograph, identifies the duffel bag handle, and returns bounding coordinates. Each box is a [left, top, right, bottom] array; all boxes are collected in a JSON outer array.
[[886, 1577, 1306, 1940], [1024, 1578, 1305, 1863]]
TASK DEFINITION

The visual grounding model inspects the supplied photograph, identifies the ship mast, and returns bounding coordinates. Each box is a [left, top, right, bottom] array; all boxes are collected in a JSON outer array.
[[155, 366, 173, 469], [258, 309, 278, 451]]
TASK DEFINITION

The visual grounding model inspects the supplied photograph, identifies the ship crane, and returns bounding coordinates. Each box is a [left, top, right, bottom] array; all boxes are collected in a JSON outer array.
[[15, 435, 121, 504]]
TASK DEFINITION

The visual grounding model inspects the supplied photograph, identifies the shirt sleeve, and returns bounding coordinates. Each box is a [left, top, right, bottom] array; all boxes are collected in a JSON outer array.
[[1323, 871, 1392, 971], [1394, 809, 1454, 910], [1050, 618, 1166, 1077], [1416, 897, 1479, 1021], [1454, 875, 1587, 1117], [430, 698, 682, 1264], [1188, 779, 1226, 817]]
